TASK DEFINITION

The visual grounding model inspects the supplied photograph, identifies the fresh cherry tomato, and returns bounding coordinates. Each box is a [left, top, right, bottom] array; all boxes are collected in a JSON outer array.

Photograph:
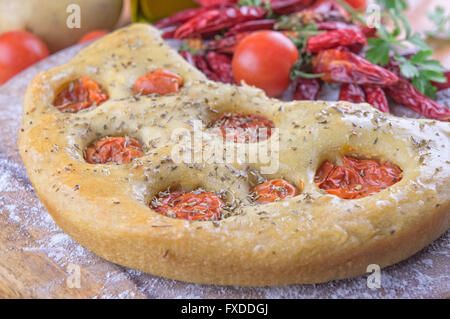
[[212, 113, 274, 143], [85, 137, 144, 164], [78, 30, 108, 44], [54, 75, 109, 113], [252, 179, 299, 204], [343, 0, 367, 10], [151, 191, 224, 221], [315, 156, 402, 199], [133, 68, 183, 95], [232, 31, 299, 98], [0, 30, 49, 84]]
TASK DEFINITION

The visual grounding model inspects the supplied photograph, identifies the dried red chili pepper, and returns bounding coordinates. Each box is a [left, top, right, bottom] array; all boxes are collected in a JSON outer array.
[[161, 29, 177, 39], [205, 32, 252, 54], [155, 5, 224, 29], [194, 53, 221, 82], [316, 21, 375, 40], [363, 85, 389, 113], [293, 78, 321, 100], [174, 6, 267, 39], [385, 77, 450, 121], [312, 48, 398, 86], [361, 25, 377, 38], [339, 83, 365, 103], [270, 0, 314, 15], [206, 51, 234, 84], [384, 56, 405, 76], [225, 19, 276, 37], [306, 29, 367, 53], [432, 71, 450, 91]]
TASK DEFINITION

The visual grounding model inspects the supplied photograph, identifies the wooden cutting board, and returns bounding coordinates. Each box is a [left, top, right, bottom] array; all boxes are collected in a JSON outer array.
[[1, 38, 449, 299]]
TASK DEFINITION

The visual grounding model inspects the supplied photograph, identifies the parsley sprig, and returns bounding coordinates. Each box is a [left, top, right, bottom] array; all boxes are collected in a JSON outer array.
[[426, 6, 450, 39], [365, 4, 447, 99]]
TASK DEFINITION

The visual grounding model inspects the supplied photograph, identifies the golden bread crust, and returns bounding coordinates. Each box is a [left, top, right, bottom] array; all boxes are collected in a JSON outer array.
[[18, 24, 450, 286]]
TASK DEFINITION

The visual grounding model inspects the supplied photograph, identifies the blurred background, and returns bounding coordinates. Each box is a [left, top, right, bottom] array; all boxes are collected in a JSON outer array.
[[0, 0, 448, 85]]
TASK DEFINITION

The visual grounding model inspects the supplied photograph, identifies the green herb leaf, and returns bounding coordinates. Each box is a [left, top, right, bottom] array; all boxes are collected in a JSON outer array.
[[409, 50, 433, 63], [414, 59, 446, 72], [366, 39, 391, 66], [398, 59, 419, 79], [419, 69, 447, 83], [413, 76, 437, 99], [367, 4, 446, 99], [426, 6, 450, 38], [376, 0, 408, 12], [408, 32, 431, 50]]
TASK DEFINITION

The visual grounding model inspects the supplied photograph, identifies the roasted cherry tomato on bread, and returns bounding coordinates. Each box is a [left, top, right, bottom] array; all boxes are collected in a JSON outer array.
[[0, 30, 49, 84], [232, 31, 299, 98], [78, 30, 108, 44], [252, 179, 299, 204], [54, 75, 109, 113], [151, 190, 224, 221], [133, 68, 183, 95], [213, 113, 274, 143], [85, 137, 144, 164], [315, 156, 402, 199]]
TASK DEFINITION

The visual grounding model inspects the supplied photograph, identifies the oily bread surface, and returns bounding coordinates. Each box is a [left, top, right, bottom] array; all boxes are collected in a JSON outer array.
[[18, 24, 450, 286]]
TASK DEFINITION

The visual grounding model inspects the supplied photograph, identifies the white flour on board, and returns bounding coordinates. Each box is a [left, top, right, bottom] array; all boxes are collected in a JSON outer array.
[[0, 44, 448, 299]]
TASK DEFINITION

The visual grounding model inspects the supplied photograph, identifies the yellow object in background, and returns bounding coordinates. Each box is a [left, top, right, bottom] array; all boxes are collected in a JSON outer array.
[[131, 0, 198, 23]]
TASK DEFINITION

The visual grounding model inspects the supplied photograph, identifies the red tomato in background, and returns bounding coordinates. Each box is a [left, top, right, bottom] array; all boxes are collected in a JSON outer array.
[[344, 0, 367, 10], [0, 31, 49, 85], [78, 30, 108, 44], [232, 31, 299, 98]]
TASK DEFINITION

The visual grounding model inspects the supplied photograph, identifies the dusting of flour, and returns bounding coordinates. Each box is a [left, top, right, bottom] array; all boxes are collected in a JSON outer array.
[[0, 45, 448, 299]]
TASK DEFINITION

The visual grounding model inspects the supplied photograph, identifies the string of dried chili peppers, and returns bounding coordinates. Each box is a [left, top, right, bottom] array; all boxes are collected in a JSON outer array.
[[156, 0, 450, 121], [174, 6, 267, 39]]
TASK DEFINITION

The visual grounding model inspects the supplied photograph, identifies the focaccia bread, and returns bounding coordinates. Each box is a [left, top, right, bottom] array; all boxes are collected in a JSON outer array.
[[18, 24, 449, 286]]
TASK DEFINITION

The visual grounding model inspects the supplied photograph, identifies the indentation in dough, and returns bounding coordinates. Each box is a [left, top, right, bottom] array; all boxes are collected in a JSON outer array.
[[53, 76, 109, 113], [208, 113, 275, 143], [149, 186, 226, 221], [314, 154, 403, 200], [84, 136, 145, 164]]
